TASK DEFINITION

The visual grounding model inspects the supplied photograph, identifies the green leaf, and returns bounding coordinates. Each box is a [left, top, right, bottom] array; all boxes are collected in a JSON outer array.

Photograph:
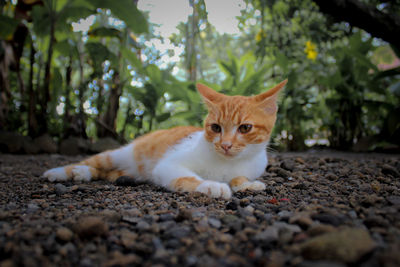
[[121, 47, 143, 72], [156, 112, 171, 123], [31, 5, 51, 37], [130, 83, 160, 114], [219, 61, 237, 78], [374, 67, 400, 80], [276, 52, 289, 73], [54, 39, 78, 57], [389, 80, 400, 97], [49, 67, 64, 115], [86, 0, 148, 33], [58, 6, 94, 23], [387, 108, 400, 135], [348, 49, 378, 72], [145, 64, 163, 87], [0, 15, 19, 40], [390, 44, 400, 59], [85, 42, 117, 72], [88, 27, 122, 39]]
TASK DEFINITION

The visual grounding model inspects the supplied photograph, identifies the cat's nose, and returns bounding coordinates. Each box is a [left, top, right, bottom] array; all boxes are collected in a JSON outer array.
[[221, 142, 232, 152]]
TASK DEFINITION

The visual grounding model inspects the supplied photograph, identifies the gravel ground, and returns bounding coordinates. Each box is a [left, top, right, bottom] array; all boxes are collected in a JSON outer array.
[[0, 152, 399, 267]]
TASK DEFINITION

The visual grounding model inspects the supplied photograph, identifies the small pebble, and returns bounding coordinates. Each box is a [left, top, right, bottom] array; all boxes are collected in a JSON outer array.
[[56, 227, 74, 242], [74, 216, 109, 239]]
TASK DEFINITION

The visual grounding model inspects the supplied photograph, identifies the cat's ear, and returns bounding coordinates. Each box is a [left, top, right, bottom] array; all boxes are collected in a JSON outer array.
[[252, 79, 287, 114], [196, 83, 225, 112], [196, 83, 225, 103]]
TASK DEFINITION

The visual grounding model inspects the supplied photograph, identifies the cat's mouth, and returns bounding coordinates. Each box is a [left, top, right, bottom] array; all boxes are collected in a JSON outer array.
[[223, 151, 234, 157], [217, 149, 237, 158]]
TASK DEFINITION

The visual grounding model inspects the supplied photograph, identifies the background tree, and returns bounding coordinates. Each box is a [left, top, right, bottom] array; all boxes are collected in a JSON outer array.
[[0, 0, 398, 153]]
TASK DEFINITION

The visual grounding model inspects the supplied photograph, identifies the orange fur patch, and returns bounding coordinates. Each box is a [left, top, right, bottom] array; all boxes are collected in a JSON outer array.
[[65, 165, 75, 177], [88, 166, 99, 179], [82, 151, 113, 170], [170, 176, 202, 192], [133, 126, 201, 175], [106, 170, 127, 182], [229, 176, 249, 188]]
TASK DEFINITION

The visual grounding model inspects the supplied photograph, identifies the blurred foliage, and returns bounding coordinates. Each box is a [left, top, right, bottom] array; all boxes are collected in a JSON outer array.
[[0, 0, 399, 151]]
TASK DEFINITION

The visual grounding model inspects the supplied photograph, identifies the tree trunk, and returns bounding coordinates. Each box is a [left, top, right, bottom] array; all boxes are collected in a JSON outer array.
[[77, 49, 87, 138], [28, 42, 39, 137], [96, 78, 106, 137], [313, 0, 400, 51], [120, 101, 131, 141], [37, 13, 56, 135], [186, 0, 198, 82], [97, 46, 123, 138], [0, 41, 12, 129], [99, 70, 122, 138], [63, 56, 73, 137]]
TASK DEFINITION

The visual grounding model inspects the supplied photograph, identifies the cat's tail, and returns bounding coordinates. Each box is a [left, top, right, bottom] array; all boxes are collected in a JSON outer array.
[[43, 147, 130, 183]]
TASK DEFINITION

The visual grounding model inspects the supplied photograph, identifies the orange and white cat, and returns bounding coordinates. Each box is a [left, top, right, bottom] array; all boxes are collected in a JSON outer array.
[[44, 80, 287, 199]]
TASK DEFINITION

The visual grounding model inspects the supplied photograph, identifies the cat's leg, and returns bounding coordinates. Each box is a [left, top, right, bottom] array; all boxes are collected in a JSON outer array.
[[44, 150, 116, 182], [229, 176, 266, 193], [171, 177, 232, 199], [104, 169, 128, 182], [44, 164, 100, 182], [153, 164, 232, 199]]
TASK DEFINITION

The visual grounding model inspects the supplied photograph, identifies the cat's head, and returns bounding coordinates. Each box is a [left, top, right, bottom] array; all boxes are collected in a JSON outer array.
[[197, 80, 287, 158]]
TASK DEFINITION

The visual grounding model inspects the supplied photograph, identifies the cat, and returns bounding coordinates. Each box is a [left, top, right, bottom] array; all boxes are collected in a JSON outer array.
[[44, 80, 287, 199]]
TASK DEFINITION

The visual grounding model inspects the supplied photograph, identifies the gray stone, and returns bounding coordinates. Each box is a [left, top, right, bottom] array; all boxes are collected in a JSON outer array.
[[74, 216, 109, 239], [311, 213, 345, 226], [273, 221, 302, 234], [387, 195, 400, 206], [381, 164, 399, 177], [278, 210, 293, 221], [297, 261, 346, 267], [100, 209, 121, 222], [90, 137, 120, 153], [56, 227, 74, 242], [159, 213, 175, 222], [59, 137, 90, 155], [23, 137, 40, 154], [27, 203, 39, 213], [255, 227, 279, 243], [0, 131, 25, 153], [34, 134, 58, 153], [208, 218, 221, 229], [136, 220, 151, 231], [268, 166, 291, 178], [164, 225, 191, 239], [55, 183, 68, 195], [299, 228, 375, 263]]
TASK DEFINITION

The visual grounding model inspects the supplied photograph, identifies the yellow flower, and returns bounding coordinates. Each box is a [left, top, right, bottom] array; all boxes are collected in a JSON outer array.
[[255, 30, 266, 42], [305, 41, 316, 51], [304, 40, 318, 61], [306, 50, 318, 60]]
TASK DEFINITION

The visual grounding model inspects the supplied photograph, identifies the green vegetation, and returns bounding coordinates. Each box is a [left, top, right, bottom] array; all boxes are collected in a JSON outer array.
[[1, 0, 399, 151]]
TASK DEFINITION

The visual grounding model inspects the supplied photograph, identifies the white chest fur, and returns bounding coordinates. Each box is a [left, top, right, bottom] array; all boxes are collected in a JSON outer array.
[[154, 131, 268, 183]]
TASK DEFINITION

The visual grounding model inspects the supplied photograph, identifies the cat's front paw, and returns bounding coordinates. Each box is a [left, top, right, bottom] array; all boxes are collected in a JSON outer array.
[[232, 180, 266, 193], [230, 176, 266, 193], [195, 181, 232, 199], [44, 167, 69, 182]]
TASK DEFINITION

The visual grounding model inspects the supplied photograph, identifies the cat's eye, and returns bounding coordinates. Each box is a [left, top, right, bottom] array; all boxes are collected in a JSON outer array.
[[211, 123, 221, 133], [238, 124, 252, 134]]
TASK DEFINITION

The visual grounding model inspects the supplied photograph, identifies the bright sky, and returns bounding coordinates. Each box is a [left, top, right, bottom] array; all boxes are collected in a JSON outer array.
[[71, 0, 245, 76], [137, 0, 245, 37], [72, 0, 245, 35]]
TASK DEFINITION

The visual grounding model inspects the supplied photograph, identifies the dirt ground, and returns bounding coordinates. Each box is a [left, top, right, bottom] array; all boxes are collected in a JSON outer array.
[[0, 152, 399, 267]]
